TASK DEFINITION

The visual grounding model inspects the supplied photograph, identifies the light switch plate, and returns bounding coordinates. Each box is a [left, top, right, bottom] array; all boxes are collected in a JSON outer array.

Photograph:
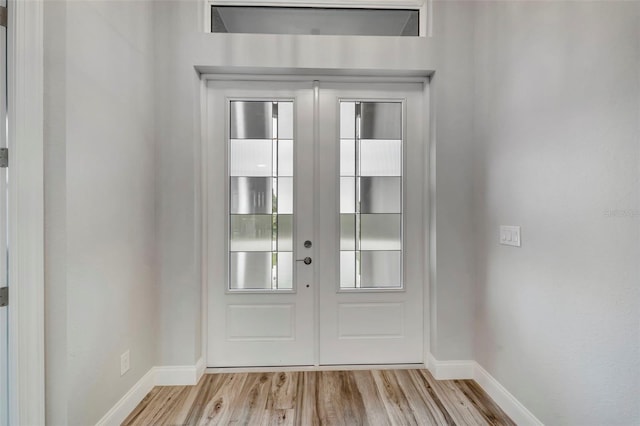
[[500, 225, 521, 247]]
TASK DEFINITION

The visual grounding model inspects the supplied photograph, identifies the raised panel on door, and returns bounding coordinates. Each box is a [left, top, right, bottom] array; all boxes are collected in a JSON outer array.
[[206, 81, 315, 367], [317, 83, 425, 365]]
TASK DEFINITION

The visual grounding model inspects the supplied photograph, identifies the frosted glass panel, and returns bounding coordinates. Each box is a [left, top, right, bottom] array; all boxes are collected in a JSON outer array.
[[278, 140, 293, 177], [231, 101, 272, 139], [361, 251, 401, 288], [338, 99, 404, 290], [340, 102, 356, 139], [360, 102, 402, 140], [278, 102, 294, 139], [230, 252, 272, 289], [230, 215, 272, 252], [278, 177, 293, 214], [340, 177, 356, 213], [230, 139, 272, 176], [360, 177, 401, 213], [277, 252, 293, 289], [340, 251, 356, 288], [340, 139, 355, 176], [360, 140, 402, 176], [340, 214, 355, 251], [231, 177, 272, 214], [228, 100, 295, 291], [278, 215, 293, 251], [360, 214, 401, 251]]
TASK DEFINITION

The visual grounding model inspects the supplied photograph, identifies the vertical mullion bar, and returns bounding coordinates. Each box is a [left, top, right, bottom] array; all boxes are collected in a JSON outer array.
[[355, 102, 361, 288], [400, 102, 404, 289], [272, 102, 278, 289], [228, 101, 232, 291]]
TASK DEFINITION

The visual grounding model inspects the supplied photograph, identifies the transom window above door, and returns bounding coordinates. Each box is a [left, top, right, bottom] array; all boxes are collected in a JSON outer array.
[[207, 3, 424, 36]]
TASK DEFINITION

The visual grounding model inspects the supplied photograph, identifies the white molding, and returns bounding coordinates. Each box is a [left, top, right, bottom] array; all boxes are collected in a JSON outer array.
[[207, 0, 425, 11], [196, 357, 206, 382], [474, 363, 544, 426], [97, 358, 207, 425], [155, 357, 205, 386], [94, 369, 156, 426], [427, 353, 475, 380], [427, 354, 544, 426], [7, 0, 46, 425], [200, 73, 429, 82]]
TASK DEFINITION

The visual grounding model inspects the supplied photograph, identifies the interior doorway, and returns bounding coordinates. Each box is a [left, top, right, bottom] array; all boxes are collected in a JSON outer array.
[[205, 79, 426, 367]]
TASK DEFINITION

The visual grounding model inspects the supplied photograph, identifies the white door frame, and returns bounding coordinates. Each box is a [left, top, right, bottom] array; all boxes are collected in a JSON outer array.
[[200, 73, 431, 370], [7, 0, 45, 424]]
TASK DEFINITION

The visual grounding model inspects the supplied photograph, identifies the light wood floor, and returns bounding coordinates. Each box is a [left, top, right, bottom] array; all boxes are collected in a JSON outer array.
[[123, 369, 515, 425]]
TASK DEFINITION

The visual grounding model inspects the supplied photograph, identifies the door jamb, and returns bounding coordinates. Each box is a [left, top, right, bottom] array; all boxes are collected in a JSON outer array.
[[7, 0, 46, 424], [199, 73, 431, 369]]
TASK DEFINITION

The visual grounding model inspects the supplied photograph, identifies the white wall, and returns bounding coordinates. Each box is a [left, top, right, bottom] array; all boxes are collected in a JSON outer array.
[[153, 0, 478, 366], [42, 1, 640, 424], [153, 0, 204, 366], [472, 1, 640, 424], [44, 1, 158, 424], [431, 0, 476, 360]]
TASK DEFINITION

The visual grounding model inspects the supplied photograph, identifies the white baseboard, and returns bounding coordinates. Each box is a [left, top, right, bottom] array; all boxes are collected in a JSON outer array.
[[95, 368, 156, 426], [196, 357, 206, 380], [95, 358, 205, 426], [155, 357, 205, 386], [474, 363, 543, 426], [427, 353, 544, 426], [427, 353, 475, 380]]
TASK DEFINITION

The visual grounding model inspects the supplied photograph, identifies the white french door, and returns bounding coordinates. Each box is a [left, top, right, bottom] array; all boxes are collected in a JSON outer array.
[[317, 83, 424, 365], [206, 79, 425, 367]]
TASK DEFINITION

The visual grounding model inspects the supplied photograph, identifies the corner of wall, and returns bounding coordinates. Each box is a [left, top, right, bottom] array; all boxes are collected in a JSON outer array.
[[95, 358, 205, 426]]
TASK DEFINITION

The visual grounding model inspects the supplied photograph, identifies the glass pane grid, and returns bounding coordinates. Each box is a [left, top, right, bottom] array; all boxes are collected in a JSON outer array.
[[340, 101, 403, 290], [229, 100, 294, 291]]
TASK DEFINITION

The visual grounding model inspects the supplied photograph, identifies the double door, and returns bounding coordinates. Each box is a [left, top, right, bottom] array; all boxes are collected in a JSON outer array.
[[206, 80, 425, 367]]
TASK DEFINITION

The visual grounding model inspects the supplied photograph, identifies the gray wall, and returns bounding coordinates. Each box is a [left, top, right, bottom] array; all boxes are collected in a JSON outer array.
[[472, 1, 640, 424], [154, 0, 204, 366], [42, 1, 640, 424], [44, 1, 158, 424], [152, 0, 478, 366], [431, 0, 476, 360]]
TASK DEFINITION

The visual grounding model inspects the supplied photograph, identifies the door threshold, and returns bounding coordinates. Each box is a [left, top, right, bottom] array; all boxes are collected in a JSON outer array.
[[205, 363, 426, 374]]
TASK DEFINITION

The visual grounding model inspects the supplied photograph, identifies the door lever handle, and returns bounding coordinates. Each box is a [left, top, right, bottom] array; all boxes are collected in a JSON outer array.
[[296, 257, 312, 265]]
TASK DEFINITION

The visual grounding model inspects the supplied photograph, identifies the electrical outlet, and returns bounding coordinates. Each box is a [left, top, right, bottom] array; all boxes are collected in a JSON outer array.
[[120, 350, 130, 376]]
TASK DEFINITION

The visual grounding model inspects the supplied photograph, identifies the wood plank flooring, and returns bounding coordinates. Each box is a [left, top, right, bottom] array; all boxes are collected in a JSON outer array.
[[123, 370, 515, 426]]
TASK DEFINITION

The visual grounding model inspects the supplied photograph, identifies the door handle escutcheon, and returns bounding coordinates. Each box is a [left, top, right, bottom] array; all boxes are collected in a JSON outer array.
[[296, 257, 312, 265]]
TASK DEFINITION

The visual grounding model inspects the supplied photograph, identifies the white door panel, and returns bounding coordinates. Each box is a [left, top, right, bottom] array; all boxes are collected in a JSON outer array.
[[207, 81, 315, 367], [317, 83, 424, 365]]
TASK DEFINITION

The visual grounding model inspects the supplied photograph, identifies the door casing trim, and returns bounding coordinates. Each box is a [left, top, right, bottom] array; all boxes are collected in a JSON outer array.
[[200, 73, 431, 369], [7, 0, 46, 424]]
